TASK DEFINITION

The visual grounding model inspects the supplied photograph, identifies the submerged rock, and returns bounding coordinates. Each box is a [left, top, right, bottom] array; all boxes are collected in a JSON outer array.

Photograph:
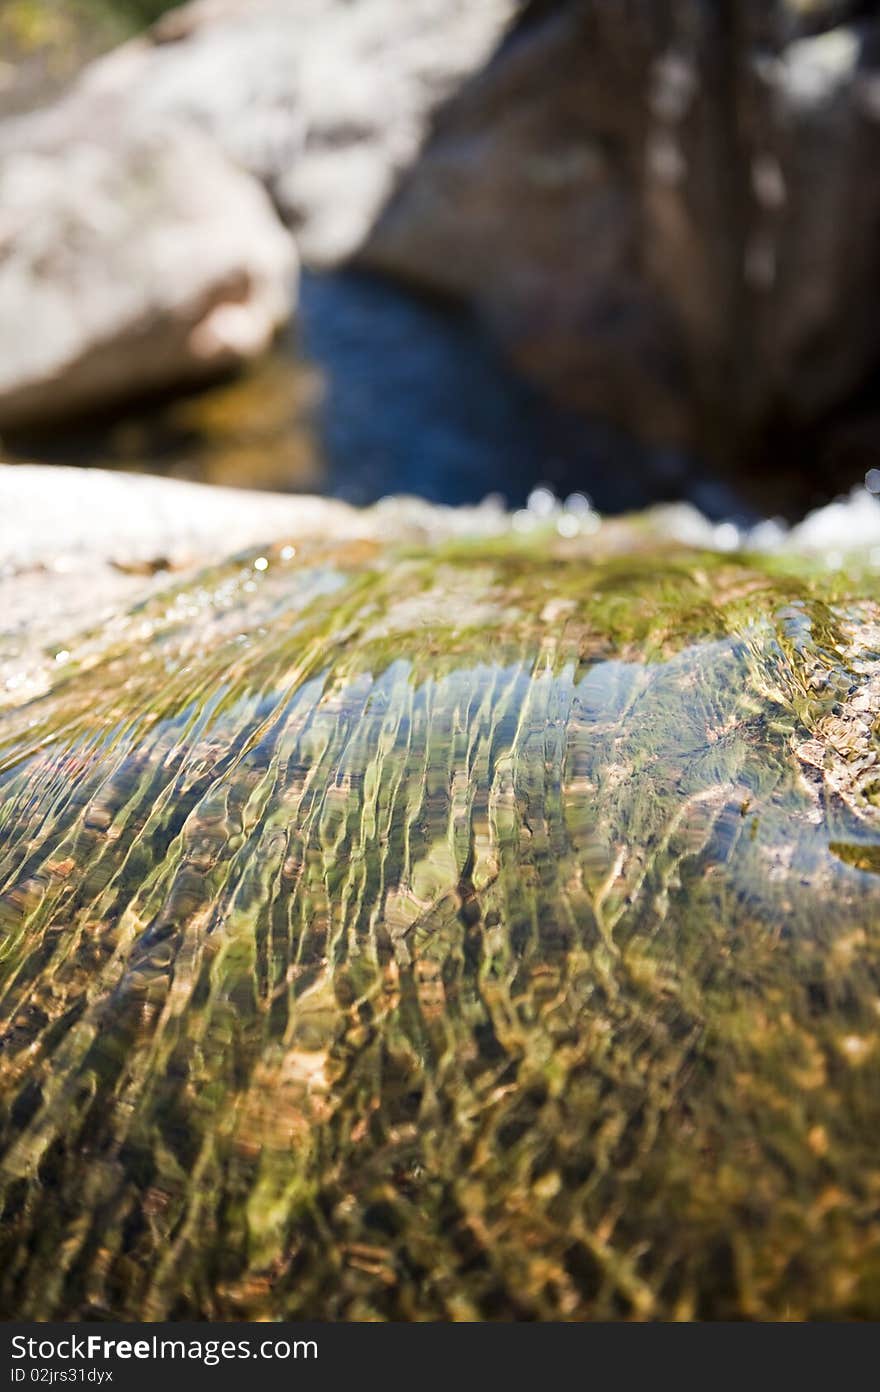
[[363, 0, 880, 474], [0, 122, 296, 430], [2, 520, 880, 1318]]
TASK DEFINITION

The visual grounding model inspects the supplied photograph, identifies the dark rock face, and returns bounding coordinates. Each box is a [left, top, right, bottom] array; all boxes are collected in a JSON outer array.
[[362, 1, 880, 472]]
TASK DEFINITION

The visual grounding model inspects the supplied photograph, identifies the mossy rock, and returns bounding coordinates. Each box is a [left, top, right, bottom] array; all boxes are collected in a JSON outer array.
[[2, 531, 880, 1319]]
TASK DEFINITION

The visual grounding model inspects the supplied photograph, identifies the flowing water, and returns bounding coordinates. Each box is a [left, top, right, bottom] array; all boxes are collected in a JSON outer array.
[[3, 529, 880, 1318]]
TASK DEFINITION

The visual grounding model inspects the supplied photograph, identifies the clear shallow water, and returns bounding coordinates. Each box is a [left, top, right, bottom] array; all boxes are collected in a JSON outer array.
[[3, 270, 763, 521], [2, 534, 880, 1318]]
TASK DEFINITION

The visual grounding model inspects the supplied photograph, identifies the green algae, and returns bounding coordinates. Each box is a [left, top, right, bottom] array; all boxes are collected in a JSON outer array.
[[1, 534, 880, 1319]]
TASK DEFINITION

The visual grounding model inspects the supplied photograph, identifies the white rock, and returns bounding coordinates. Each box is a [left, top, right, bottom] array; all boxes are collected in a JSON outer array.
[[11, 0, 516, 267], [0, 121, 296, 429]]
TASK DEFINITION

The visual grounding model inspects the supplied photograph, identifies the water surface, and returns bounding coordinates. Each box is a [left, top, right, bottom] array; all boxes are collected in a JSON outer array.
[[2, 536, 880, 1318]]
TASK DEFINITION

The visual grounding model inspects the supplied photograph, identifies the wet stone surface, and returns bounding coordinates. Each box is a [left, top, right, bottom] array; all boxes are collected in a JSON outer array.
[[2, 534, 880, 1318]]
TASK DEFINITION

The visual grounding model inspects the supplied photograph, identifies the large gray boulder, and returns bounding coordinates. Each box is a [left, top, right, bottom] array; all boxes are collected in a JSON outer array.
[[0, 120, 296, 430], [362, 0, 880, 473]]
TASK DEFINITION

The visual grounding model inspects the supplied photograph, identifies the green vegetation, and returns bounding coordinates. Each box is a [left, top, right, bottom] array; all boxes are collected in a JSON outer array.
[[0, 2, 183, 111], [1, 0, 179, 50], [2, 0, 180, 43], [0, 1, 183, 116], [99, 0, 181, 24]]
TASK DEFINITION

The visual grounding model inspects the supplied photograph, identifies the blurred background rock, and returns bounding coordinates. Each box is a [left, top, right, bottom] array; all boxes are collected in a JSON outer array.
[[2, 0, 880, 522]]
